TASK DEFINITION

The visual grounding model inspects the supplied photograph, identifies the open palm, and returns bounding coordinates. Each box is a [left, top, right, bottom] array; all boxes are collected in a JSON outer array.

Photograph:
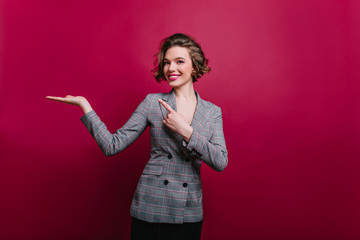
[[46, 95, 93, 114], [46, 95, 87, 106]]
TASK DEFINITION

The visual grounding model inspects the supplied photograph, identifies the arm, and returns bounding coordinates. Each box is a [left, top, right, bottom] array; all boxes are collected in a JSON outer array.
[[183, 108, 228, 172], [46, 94, 149, 156], [80, 95, 150, 156]]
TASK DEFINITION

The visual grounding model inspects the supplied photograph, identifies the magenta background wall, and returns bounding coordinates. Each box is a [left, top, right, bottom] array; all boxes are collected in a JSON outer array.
[[1, 0, 359, 239]]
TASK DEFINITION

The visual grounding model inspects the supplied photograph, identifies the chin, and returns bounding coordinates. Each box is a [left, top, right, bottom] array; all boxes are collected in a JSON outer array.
[[167, 80, 178, 87], [168, 82, 183, 88]]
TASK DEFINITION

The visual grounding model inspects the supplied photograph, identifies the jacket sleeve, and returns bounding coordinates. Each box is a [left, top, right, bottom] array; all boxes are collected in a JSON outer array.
[[183, 107, 228, 172], [80, 95, 150, 156]]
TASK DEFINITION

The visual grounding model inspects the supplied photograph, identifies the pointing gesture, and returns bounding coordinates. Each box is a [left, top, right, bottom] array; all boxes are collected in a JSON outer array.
[[158, 99, 176, 113], [158, 99, 193, 143]]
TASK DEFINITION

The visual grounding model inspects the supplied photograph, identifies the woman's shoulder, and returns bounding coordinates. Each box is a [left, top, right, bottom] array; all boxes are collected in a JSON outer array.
[[143, 92, 166, 102], [140, 92, 167, 108], [145, 92, 166, 98]]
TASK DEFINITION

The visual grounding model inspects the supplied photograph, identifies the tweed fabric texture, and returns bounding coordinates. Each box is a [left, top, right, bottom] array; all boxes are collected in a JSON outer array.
[[80, 89, 228, 223]]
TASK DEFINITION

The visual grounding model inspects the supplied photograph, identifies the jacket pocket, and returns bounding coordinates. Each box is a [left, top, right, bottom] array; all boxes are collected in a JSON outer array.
[[142, 164, 163, 176]]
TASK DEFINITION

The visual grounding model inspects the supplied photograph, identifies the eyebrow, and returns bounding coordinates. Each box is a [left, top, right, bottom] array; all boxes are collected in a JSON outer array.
[[163, 57, 186, 61]]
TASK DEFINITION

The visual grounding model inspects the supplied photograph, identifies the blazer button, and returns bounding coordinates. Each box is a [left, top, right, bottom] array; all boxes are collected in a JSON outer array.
[[164, 180, 169, 185], [183, 183, 188, 188], [167, 154, 173, 159]]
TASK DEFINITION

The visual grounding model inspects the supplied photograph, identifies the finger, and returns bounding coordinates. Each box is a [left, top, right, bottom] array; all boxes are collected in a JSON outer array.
[[163, 119, 170, 127], [46, 96, 67, 102], [158, 99, 175, 113]]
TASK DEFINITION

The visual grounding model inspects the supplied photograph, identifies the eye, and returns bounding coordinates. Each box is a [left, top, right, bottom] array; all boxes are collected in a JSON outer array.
[[177, 60, 184, 64], [163, 62, 169, 65]]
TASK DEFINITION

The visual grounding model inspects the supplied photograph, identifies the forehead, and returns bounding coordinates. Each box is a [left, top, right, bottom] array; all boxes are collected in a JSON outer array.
[[164, 46, 191, 60]]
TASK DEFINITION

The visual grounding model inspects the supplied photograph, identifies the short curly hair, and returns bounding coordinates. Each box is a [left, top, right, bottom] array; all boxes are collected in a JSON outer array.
[[153, 33, 211, 83]]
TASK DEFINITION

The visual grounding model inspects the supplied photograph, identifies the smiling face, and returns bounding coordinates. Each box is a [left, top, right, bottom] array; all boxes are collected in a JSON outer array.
[[163, 46, 194, 89]]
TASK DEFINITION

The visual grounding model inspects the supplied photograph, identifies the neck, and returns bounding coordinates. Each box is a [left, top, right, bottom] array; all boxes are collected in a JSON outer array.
[[173, 82, 196, 101]]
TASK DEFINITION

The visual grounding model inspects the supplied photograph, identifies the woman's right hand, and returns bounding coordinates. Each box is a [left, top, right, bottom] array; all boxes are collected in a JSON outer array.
[[46, 95, 93, 114]]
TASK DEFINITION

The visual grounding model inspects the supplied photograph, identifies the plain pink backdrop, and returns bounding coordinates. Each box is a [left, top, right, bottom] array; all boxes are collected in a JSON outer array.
[[1, 0, 359, 239]]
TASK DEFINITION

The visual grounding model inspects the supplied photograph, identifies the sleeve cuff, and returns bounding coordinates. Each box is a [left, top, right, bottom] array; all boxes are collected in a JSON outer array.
[[182, 128, 203, 158], [80, 110, 96, 125]]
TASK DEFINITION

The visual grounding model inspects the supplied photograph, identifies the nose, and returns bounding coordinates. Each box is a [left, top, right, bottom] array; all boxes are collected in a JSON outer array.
[[169, 62, 176, 72]]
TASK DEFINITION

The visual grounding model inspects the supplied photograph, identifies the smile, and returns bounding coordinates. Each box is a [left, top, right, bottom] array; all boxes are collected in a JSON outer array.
[[168, 74, 180, 81]]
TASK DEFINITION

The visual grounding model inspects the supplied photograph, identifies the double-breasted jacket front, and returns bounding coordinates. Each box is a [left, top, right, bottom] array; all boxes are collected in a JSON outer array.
[[80, 89, 228, 224]]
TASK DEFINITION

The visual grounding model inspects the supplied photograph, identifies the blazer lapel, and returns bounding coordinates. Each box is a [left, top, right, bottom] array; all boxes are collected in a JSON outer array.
[[191, 91, 211, 133]]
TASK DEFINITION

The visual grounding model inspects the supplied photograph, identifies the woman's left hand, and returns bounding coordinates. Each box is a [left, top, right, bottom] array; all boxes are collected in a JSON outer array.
[[158, 99, 193, 142]]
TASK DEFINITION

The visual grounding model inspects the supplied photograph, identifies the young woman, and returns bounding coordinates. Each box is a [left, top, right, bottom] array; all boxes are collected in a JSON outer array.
[[46, 33, 228, 240]]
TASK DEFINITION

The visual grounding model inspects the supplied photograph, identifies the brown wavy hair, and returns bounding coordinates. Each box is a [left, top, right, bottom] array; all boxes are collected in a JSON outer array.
[[153, 33, 211, 82]]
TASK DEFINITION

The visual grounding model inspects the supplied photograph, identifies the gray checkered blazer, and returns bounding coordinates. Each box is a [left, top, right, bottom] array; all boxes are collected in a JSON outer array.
[[80, 89, 228, 224]]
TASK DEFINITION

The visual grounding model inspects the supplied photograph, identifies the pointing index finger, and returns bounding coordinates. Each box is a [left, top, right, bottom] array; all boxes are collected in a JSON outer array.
[[158, 99, 175, 113]]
